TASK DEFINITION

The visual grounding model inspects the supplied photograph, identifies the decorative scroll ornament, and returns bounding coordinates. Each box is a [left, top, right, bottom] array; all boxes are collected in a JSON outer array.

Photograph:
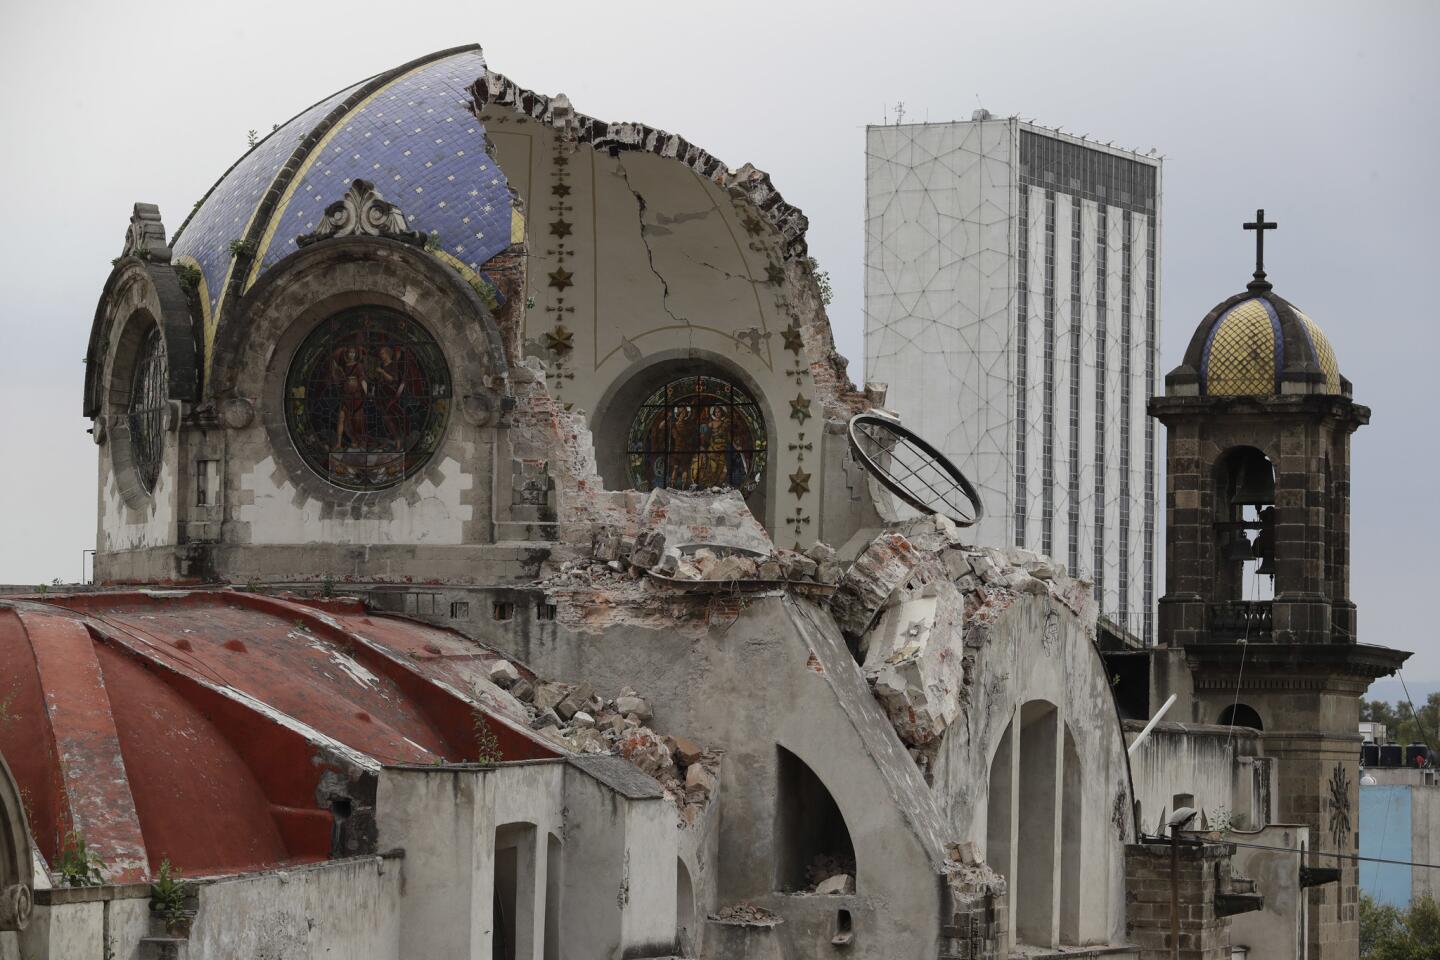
[[121, 202, 172, 262], [296, 180, 425, 248], [1327, 763, 1351, 846]]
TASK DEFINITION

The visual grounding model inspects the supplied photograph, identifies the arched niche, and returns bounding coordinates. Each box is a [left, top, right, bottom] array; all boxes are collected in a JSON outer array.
[[591, 349, 779, 531], [1218, 703, 1264, 732], [774, 745, 856, 893], [0, 752, 34, 932]]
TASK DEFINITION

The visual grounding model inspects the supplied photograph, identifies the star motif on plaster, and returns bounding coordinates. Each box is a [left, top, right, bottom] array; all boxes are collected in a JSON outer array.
[[548, 268, 574, 290], [552, 183, 572, 197], [782, 325, 804, 354], [788, 470, 812, 497], [549, 219, 573, 238], [789, 394, 812, 424], [765, 263, 785, 285], [544, 325, 574, 355]]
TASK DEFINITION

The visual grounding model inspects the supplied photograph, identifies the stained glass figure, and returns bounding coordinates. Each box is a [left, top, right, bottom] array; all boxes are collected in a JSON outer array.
[[127, 325, 167, 493], [626, 375, 767, 494], [285, 307, 450, 490]]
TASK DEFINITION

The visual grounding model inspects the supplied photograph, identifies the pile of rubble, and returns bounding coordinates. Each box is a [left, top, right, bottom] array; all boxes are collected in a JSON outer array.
[[590, 488, 842, 585], [487, 662, 720, 824], [828, 515, 1097, 776], [709, 901, 782, 927], [797, 854, 856, 895]]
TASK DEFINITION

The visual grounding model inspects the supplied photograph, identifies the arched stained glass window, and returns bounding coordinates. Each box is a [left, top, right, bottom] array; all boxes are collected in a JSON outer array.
[[626, 375, 767, 494], [127, 326, 167, 493], [284, 307, 450, 490]]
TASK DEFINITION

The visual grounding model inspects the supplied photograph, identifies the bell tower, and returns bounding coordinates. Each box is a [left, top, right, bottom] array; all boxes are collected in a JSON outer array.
[[1149, 211, 1408, 960]]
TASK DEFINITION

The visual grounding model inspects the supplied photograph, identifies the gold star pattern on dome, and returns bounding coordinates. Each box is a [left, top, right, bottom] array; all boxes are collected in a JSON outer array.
[[548, 268, 574, 291], [544, 325, 573, 355], [550, 219, 573, 238], [788, 469, 811, 497], [789, 394, 812, 424], [741, 215, 764, 237], [782, 324, 804, 354], [551, 183, 571, 198]]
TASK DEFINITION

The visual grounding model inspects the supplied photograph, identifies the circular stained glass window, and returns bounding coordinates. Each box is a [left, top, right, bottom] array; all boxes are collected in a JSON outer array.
[[626, 374, 767, 494], [127, 325, 167, 493], [284, 307, 450, 491]]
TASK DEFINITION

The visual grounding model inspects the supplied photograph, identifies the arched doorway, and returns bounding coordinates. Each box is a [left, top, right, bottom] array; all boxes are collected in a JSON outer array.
[[676, 858, 695, 954]]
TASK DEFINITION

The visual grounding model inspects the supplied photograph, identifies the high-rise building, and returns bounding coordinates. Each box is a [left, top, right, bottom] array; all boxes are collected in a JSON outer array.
[[864, 115, 1162, 640]]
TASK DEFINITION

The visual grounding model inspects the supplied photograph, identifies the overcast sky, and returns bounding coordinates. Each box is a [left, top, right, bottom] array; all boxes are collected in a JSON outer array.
[[2, 1, 1436, 682]]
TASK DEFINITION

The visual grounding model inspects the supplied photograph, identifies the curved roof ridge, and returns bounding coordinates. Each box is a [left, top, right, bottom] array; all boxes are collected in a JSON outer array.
[[473, 69, 811, 259], [170, 44, 481, 248]]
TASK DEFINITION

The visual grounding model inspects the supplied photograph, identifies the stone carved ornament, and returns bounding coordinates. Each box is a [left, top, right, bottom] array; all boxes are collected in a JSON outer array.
[[0, 754, 33, 931], [121, 202, 172, 262], [296, 180, 426, 248]]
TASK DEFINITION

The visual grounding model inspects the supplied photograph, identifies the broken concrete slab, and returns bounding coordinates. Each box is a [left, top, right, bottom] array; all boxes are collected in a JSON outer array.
[[829, 531, 924, 637], [814, 873, 855, 896]]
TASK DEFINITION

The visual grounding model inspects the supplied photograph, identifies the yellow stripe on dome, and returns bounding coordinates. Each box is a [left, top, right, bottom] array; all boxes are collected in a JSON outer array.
[[1295, 309, 1341, 394], [241, 67, 435, 295], [1206, 299, 1276, 396]]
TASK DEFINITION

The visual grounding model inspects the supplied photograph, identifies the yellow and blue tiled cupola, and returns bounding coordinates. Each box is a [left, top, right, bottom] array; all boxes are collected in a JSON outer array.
[[1165, 209, 1348, 398]]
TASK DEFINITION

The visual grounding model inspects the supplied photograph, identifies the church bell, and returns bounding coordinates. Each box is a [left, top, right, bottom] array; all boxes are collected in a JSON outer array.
[[1228, 450, 1276, 506]]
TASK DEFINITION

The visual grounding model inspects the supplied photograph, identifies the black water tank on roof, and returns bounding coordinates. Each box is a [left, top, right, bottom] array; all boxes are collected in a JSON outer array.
[[1405, 743, 1428, 767], [1362, 742, 1380, 767], [1380, 743, 1403, 767]]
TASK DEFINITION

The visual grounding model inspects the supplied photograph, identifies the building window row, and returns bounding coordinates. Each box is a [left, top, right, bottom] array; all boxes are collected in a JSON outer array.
[[1068, 195, 1082, 574], [1042, 190, 1057, 557], [1118, 212, 1134, 622], [1014, 187, 1030, 548], [1093, 205, 1108, 605]]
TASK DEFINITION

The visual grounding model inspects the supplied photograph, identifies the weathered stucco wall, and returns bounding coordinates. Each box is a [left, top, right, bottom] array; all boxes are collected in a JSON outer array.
[[1127, 722, 1268, 833], [187, 855, 401, 959]]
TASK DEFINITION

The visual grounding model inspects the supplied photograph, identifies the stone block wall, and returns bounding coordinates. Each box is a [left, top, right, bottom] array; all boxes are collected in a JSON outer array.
[[1124, 842, 1232, 960]]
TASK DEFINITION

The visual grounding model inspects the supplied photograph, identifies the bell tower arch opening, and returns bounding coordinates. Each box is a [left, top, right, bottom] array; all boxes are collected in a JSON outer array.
[[1213, 446, 1276, 603]]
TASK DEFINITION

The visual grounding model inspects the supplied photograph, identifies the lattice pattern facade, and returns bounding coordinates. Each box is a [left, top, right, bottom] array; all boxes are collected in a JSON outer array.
[[865, 119, 1162, 639]]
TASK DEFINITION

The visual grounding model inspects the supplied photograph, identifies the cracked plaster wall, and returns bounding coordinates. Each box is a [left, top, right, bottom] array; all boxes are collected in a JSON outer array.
[[480, 92, 863, 546]]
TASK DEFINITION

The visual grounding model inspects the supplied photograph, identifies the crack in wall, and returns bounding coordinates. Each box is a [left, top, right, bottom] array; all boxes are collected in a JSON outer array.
[[614, 156, 687, 327]]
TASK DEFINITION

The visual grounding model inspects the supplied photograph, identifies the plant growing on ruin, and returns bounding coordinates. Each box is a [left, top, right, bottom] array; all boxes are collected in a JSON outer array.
[[472, 710, 503, 765], [228, 238, 257, 259], [57, 831, 105, 887], [175, 264, 203, 297], [321, 575, 336, 598], [149, 858, 193, 933], [246, 129, 259, 148], [803, 256, 834, 306]]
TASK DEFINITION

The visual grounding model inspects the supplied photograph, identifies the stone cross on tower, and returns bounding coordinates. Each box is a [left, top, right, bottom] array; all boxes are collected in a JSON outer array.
[[1243, 208, 1278, 290]]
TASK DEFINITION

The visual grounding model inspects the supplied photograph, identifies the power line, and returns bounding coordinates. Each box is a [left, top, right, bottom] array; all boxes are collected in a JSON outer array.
[[1180, 836, 1440, 871]]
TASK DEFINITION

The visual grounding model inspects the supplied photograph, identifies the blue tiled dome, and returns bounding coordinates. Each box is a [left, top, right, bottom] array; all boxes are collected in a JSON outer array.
[[171, 45, 517, 372]]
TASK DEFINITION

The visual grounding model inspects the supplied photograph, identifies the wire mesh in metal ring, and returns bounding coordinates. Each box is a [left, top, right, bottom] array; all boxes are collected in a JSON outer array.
[[846, 413, 983, 527]]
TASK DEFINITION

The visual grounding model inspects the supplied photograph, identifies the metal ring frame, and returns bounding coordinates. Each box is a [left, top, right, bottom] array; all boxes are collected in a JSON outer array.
[[846, 413, 984, 528]]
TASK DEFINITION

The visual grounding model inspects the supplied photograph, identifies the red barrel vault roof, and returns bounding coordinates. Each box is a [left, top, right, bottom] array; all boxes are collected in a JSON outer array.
[[0, 590, 558, 881]]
